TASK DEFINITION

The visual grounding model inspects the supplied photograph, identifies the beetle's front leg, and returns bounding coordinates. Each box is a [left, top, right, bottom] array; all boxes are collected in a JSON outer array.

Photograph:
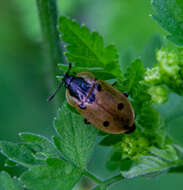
[[79, 103, 86, 109]]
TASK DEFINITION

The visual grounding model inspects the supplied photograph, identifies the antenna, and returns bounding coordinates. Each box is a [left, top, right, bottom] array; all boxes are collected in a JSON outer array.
[[47, 63, 72, 102], [47, 81, 64, 102]]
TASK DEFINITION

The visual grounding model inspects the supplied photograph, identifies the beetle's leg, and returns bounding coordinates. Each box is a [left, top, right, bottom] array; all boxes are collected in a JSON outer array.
[[95, 83, 102, 91], [123, 92, 129, 97], [84, 118, 90, 125], [124, 123, 136, 134], [79, 103, 86, 109]]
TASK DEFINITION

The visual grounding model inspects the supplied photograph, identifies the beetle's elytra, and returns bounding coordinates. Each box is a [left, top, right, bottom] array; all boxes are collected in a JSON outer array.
[[48, 64, 136, 134]]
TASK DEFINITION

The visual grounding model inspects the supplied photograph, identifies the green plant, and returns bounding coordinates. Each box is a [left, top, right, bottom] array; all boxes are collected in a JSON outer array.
[[1, 0, 183, 189]]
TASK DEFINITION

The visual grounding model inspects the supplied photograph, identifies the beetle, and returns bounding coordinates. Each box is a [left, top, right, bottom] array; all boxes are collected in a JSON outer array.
[[48, 64, 136, 134]]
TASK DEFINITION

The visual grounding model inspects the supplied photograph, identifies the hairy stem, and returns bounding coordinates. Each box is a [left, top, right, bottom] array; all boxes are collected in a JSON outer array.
[[84, 171, 102, 185], [103, 174, 123, 187], [85, 170, 123, 188], [36, 0, 65, 106]]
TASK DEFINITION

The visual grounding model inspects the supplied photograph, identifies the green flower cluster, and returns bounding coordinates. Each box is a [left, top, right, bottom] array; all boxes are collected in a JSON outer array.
[[145, 48, 183, 103], [120, 133, 150, 161]]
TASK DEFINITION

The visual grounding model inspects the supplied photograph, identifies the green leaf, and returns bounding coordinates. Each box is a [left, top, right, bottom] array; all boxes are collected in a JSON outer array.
[[119, 59, 145, 94], [0, 172, 23, 190], [57, 63, 117, 80], [151, 0, 183, 46], [137, 103, 160, 130], [119, 59, 152, 120], [53, 103, 98, 169], [170, 166, 183, 173], [58, 16, 121, 79], [19, 133, 60, 159], [0, 142, 44, 167], [0, 152, 26, 177], [121, 145, 182, 178], [21, 158, 82, 190], [150, 145, 179, 161]]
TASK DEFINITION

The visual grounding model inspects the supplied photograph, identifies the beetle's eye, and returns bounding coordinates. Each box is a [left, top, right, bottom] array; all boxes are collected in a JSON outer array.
[[95, 83, 102, 91], [117, 103, 124, 110], [103, 121, 109, 127]]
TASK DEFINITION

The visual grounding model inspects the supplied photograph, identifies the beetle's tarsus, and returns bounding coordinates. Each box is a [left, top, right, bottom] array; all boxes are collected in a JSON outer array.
[[84, 118, 90, 124], [123, 92, 129, 97]]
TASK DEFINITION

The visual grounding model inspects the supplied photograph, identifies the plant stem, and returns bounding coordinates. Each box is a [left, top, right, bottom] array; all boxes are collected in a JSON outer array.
[[85, 171, 123, 188], [84, 170, 103, 185], [103, 174, 123, 187], [36, 0, 65, 106]]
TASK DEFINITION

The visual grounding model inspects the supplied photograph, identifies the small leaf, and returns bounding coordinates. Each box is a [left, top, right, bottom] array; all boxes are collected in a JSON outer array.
[[118, 59, 145, 94], [21, 158, 82, 190], [19, 133, 60, 159], [0, 142, 43, 167], [54, 103, 98, 169], [58, 16, 121, 79], [150, 145, 179, 161], [121, 145, 182, 178], [151, 0, 183, 46], [0, 172, 23, 190]]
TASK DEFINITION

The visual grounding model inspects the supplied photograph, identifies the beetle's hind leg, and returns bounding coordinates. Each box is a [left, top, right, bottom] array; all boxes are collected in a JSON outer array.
[[124, 123, 136, 134]]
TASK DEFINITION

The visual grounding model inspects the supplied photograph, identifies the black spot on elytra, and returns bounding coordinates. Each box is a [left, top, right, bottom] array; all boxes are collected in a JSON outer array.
[[117, 103, 124, 110], [103, 121, 109, 127]]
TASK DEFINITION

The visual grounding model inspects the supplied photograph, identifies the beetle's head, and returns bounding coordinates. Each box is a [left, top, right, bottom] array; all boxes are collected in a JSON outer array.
[[62, 74, 73, 88], [47, 63, 72, 102]]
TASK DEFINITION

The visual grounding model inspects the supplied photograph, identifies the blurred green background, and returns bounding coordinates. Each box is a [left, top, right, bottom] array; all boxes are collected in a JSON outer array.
[[0, 0, 183, 189]]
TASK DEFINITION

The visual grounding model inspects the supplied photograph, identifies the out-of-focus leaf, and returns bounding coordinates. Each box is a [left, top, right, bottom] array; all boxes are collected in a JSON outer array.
[[151, 0, 183, 46], [53, 103, 98, 169], [0, 172, 23, 190], [21, 158, 82, 190]]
